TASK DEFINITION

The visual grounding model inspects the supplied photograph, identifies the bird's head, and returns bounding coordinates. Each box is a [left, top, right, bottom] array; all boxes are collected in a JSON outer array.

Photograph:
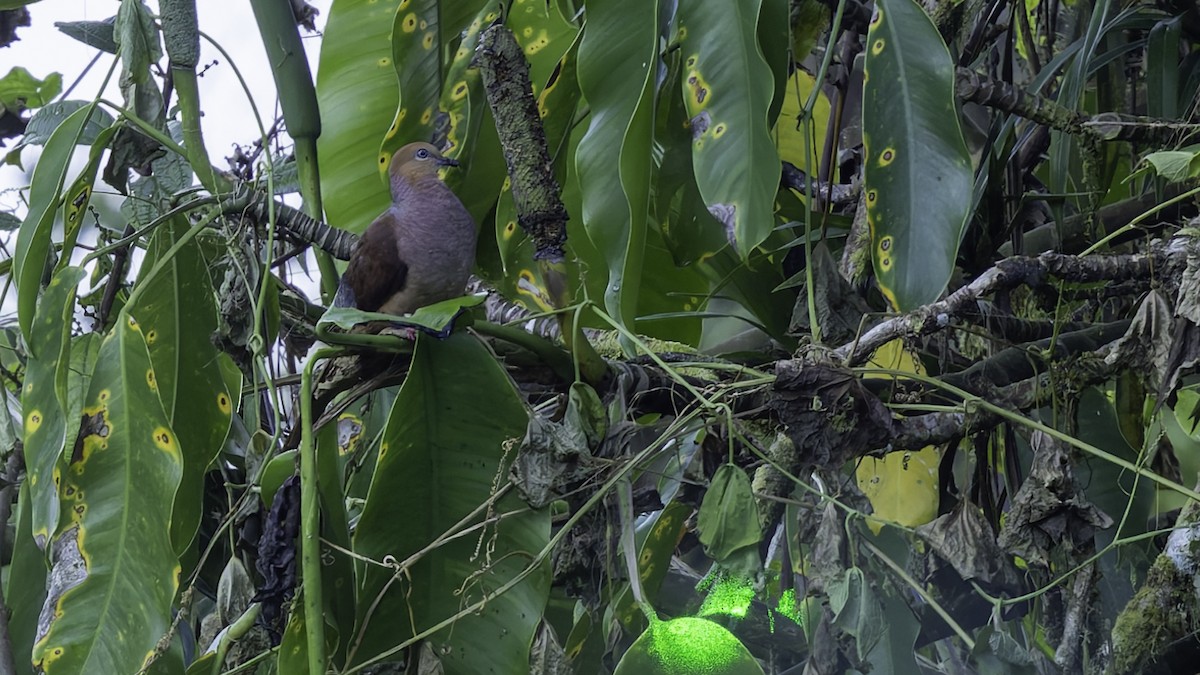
[[388, 142, 458, 198]]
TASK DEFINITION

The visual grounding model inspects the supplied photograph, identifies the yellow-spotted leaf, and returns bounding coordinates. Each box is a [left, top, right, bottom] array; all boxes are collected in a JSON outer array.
[[678, 0, 781, 259], [316, 0, 401, 234], [20, 266, 85, 550], [613, 501, 691, 632], [59, 125, 117, 267], [863, 0, 973, 310], [508, 0, 579, 92], [14, 104, 108, 344], [130, 218, 231, 554], [379, 0, 441, 162], [438, 1, 506, 222], [33, 313, 182, 675], [855, 339, 939, 533]]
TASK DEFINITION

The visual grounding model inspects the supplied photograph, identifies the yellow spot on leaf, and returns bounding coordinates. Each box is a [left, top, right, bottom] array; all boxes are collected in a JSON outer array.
[[523, 26, 533, 37], [420, 107, 432, 125], [423, 32, 434, 50], [452, 82, 468, 101], [27, 410, 42, 433], [684, 68, 711, 115], [401, 13, 417, 33], [218, 392, 231, 414], [146, 369, 157, 391], [526, 32, 550, 55], [153, 427, 178, 457], [517, 270, 555, 312], [712, 123, 727, 138], [878, 147, 896, 167], [871, 39, 884, 55], [379, 57, 391, 67]]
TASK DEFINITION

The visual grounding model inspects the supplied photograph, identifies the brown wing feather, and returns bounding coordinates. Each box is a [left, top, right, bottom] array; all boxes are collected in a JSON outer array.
[[341, 212, 408, 312]]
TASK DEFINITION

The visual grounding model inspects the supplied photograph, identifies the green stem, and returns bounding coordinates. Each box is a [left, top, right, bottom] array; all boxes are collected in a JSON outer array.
[[299, 347, 342, 674], [171, 69, 220, 192]]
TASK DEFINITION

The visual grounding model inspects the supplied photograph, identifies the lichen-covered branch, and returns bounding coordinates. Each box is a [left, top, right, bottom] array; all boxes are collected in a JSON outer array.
[[476, 25, 569, 262], [834, 237, 1191, 366]]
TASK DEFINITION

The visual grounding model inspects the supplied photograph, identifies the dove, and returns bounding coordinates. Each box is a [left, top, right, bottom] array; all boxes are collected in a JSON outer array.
[[335, 142, 477, 316]]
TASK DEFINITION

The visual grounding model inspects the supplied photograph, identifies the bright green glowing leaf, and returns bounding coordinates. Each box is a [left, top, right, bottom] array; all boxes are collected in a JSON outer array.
[[614, 617, 765, 675]]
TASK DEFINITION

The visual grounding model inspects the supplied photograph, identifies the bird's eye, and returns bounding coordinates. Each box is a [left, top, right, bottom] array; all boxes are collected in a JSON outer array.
[[415, 148, 430, 159]]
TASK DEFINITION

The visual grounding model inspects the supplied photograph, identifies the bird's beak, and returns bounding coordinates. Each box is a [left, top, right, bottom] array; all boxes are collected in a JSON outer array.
[[438, 156, 460, 168]]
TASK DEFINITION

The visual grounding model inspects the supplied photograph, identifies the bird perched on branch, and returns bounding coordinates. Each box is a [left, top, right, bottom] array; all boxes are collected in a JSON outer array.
[[335, 142, 477, 316]]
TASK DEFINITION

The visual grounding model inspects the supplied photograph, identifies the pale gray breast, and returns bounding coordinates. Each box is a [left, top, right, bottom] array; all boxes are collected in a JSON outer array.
[[386, 185, 477, 313]]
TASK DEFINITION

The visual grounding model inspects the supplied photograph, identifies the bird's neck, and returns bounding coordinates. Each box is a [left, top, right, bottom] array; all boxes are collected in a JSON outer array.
[[390, 172, 443, 203]]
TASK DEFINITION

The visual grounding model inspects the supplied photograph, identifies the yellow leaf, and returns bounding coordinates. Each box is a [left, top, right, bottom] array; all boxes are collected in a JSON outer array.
[[856, 339, 939, 534], [773, 72, 832, 184]]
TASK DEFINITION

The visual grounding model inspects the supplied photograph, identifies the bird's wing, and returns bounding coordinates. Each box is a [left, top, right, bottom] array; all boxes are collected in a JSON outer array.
[[340, 211, 409, 312]]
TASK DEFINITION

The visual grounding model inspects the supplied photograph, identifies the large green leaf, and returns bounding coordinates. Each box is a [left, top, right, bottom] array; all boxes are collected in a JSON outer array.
[[6, 483, 48, 675], [21, 266, 86, 548], [350, 333, 549, 671], [655, 48, 728, 268], [315, 0, 401, 234], [379, 0, 442, 159], [13, 104, 107, 344], [317, 0, 492, 235], [129, 219, 231, 554], [32, 313, 183, 675], [508, 0, 580, 92], [575, 0, 659, 348], [57, 126, 117, 263], [862, 0, 973, 310], [756, 0, 790, 127], [437, 0, 507, 222], [678, 0, 781, 260]]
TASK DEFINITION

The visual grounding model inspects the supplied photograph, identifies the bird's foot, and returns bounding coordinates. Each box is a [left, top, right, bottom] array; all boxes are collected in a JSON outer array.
[[378, 324, 419, 341]]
